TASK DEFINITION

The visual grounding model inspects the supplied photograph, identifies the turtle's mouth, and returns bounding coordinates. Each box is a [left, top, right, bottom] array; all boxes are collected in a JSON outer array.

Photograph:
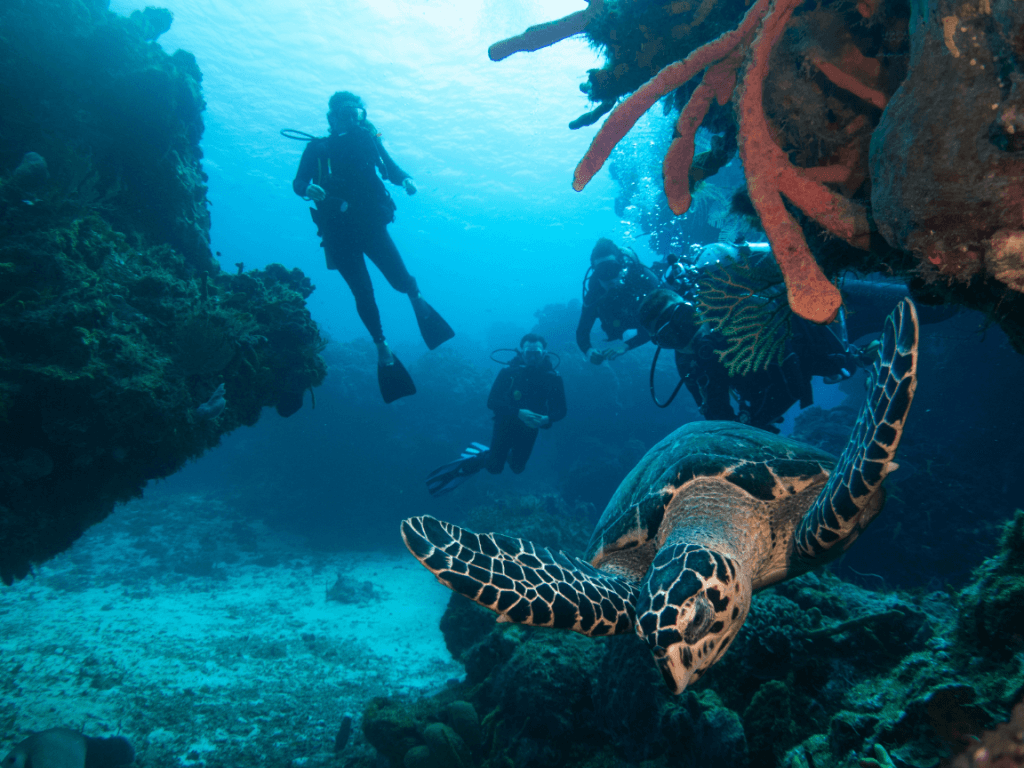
[[655, 645, 697, 695]]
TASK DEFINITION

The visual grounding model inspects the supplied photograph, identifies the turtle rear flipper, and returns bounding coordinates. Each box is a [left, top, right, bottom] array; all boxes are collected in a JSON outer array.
[[401, 516, 637, 636], [795, 298, 919, 564]]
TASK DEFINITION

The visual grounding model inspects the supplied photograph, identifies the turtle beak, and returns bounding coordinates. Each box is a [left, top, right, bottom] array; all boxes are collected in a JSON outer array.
[[657, 648, 697, 694]]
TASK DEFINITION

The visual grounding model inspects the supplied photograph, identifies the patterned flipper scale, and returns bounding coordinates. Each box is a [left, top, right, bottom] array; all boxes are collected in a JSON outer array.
[[401, 516, 638, 636], [796, 298, 919, 561]]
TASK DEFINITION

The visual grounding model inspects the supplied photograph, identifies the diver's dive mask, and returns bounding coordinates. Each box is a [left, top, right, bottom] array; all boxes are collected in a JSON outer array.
[[328, 105, 366, 131], [521, 348, 545, 366], [593, 257, 625, 284]]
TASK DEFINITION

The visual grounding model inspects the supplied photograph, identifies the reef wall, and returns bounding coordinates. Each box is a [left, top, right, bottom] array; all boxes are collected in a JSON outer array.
[[492, 0, 1024, 346], [0, 0, 327, 584]]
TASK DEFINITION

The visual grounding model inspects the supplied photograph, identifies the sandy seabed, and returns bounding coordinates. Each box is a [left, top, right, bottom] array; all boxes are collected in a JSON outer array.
[[0, 490, 462, 767]]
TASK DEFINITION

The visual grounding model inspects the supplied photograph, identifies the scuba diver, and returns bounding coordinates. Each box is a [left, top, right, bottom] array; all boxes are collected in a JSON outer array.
[[639, 240, 958, 431], [292, 91, 454, 403], [426, 334, 567, 496], [640, 241, 868, 431], [576, 238, 661, 364]]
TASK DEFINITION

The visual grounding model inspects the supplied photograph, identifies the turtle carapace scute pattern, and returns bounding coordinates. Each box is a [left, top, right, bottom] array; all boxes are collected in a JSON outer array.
[[402, 300, 919, 694]]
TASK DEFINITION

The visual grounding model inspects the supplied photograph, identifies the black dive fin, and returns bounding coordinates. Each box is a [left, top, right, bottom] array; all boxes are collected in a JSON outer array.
[[378, 354, 416, 403], [426, 443, 488, 496], [412, 297, 455, 350]]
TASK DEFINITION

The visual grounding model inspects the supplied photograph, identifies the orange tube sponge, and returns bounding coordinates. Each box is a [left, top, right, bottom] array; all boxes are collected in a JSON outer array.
[[737, 0, 871, 323], [489, 0, 603, 62], [663, 52, 744, 214], [572, 0, 770, 192]]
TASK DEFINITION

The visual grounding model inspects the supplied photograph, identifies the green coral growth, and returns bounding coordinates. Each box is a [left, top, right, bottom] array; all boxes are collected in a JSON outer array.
[[0, 204, 326, 585], [956, 508, 1024, 659], [0, 0, 326, 585], [695, 250, 794, 377]]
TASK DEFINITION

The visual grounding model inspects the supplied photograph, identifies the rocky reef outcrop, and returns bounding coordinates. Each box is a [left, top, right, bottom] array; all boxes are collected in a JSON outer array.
[[487, 0, 1024, 345], [359, 503, 1024, 768], [0, 0, 326, 584]]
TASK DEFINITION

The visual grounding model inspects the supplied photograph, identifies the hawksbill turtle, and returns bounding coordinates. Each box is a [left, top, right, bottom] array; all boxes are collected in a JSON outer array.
[[402, 300, 918, 693]]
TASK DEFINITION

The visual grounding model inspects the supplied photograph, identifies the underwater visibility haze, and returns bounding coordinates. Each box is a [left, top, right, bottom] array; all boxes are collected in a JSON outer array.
[[1, 0, 1023, 766]]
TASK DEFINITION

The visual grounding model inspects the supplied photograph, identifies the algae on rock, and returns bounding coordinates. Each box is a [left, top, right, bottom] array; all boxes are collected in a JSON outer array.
[[0, 0, 326, 584]]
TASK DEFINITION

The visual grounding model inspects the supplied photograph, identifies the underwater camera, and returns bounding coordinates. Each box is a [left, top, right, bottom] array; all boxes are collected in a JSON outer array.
[[639, 288, 699, 351]]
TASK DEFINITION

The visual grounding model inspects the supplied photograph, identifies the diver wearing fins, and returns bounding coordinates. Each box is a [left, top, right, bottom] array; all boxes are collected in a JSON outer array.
[[577, 238, 661, 365], [292, 91, 454, 403], [426, 335, 567, 497]]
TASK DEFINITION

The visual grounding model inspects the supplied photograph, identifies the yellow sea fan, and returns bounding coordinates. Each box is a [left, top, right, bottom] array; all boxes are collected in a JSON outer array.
[[695, 250, 793, 377]]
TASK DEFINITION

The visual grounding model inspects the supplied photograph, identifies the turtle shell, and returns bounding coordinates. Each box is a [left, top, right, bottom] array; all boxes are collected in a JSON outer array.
[[585, 421, 836, 562]]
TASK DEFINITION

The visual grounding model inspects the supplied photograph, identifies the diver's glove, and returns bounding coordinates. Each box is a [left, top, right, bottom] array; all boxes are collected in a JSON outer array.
[[402, 178, 417, 195], [305, 183, 327, 202], [587, 348, 607, 365]]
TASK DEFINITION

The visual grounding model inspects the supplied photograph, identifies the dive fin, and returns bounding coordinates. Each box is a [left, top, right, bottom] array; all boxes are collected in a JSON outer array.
[[378, 354, 416, 403], [426, 443, 488, 496], [412, 296, 455, 350]]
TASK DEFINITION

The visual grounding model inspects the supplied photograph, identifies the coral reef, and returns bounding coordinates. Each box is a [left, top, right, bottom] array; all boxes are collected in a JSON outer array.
[[364, 500, 1024, 768], [0, 0, 326, 583], [870, 0, 1024, 292], [956, 509, 1024, 660], [490, 0, 1024, 343], [0, 0, 213, 272], [951, 698, 1024, 768]]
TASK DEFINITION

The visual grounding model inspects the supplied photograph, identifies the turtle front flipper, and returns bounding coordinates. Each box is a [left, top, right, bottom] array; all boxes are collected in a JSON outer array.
[[795, 298, 919, 564], [401, 516, 638, 636]]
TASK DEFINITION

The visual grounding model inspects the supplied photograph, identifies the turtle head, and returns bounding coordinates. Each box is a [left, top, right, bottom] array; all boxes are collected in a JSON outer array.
[[636, 543, 750, 694]]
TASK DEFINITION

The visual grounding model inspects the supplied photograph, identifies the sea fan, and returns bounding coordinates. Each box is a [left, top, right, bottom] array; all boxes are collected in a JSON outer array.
[[696, 251, 793, 377]]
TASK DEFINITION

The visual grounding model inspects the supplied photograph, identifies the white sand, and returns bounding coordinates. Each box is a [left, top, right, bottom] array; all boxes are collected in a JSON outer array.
[[0, 491, 462, 766]]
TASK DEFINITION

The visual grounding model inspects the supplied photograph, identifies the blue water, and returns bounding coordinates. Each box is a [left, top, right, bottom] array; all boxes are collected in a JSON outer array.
[[5, 4, 1024, 763], [108, 0, 650, 352]]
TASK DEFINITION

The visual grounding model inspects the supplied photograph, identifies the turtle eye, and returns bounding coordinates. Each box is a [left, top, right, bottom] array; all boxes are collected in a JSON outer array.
[[683, 594, 713, 643]]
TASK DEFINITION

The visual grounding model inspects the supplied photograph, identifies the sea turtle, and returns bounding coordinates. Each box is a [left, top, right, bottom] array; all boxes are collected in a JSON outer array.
[[402, 300, 918, 694]]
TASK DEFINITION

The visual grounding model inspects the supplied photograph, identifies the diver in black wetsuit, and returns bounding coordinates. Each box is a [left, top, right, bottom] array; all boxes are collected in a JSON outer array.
[[577, 238, 661, 365], [425, 334, 568, 496], [640, 241, 866, 431], [293, 91, 453, 402], [641, 241, 955, 431]]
